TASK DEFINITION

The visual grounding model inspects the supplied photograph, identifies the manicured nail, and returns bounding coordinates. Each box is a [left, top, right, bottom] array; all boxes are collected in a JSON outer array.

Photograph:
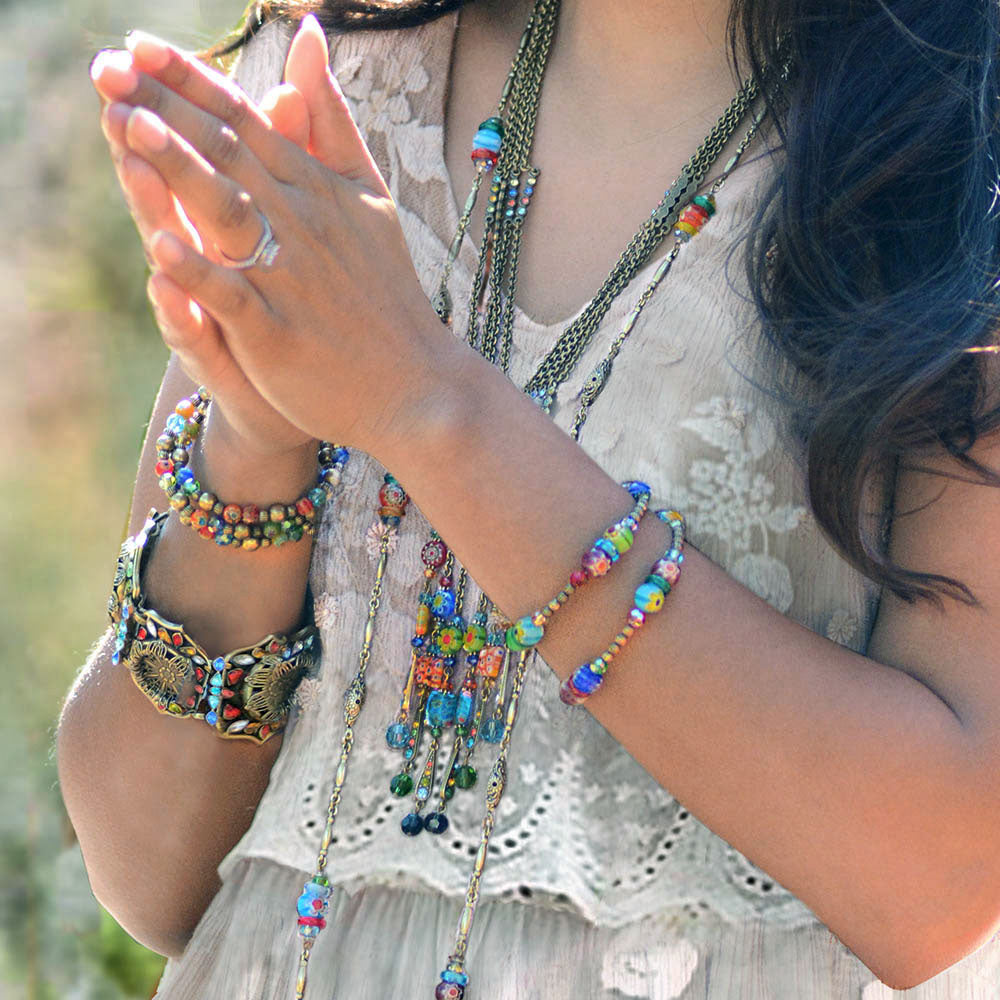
[[128, 106, 169, 152], [90, 49, 138, 96], [101, 101, 131, 142], [150, 231, 185, 267], [124, 29, 171, 72]]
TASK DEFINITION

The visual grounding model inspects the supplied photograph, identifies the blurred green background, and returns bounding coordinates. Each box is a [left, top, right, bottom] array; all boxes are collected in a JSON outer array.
[[3, 0, 245, 995]]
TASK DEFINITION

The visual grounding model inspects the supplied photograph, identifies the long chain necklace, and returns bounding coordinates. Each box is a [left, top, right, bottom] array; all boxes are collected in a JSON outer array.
[[291, 2, 769, 997]]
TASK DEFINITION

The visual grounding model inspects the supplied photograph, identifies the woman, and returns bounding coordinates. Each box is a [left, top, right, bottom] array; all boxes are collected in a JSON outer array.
[[63, 0, 1000, 996]]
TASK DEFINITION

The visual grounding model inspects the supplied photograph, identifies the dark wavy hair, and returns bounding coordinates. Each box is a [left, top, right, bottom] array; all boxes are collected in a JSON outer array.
[[209, 0, 1000, 606]]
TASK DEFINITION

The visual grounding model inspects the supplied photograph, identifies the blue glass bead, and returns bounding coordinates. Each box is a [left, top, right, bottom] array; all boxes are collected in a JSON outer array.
[[297, 922, 321, 940], [205, 711, 218, 725], [175, 466, 195, 485], [209, 674, 223, 689], [443, 970, 470, 986], [213, 657, 225, 672], [401, 813, 423, 836], [207, 694, 221, 710], [431, 588, 456, 618], [308, 487, 326, 507], [214, 533, 231, 546], [472, 129, 502, 152], [165, 413, 187, 435], [111, 651, 120, 666], [594, 537, 620, 562], [456, 690, 475, 725], [426, 690, 457, 727], [513, 616, 544, 647], [622, 480, 651, 497], [481, 718, 505, 743], [572, 665, 604, 695], [424, 812, 449, 834], [334, 447, 350, 464], [411, 636, 424, 648], [117, 621, 128, 639]]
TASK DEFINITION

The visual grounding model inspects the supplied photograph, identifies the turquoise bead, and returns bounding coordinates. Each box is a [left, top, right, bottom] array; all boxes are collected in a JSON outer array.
[[513, 616, 544, 647], [644, 574, 670, 593], [634, 582, 665, 613]]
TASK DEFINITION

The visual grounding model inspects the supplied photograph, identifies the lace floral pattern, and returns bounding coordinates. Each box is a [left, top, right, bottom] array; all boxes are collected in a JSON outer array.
[[227, 10, 884, 939]]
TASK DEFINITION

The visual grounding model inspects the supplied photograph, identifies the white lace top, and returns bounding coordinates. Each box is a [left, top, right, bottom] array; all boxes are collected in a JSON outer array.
[[154, 12, 1000, 999]]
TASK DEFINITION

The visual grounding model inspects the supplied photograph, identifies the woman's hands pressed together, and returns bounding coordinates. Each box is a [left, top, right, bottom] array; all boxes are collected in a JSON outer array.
[[90, 16, 464, 461]]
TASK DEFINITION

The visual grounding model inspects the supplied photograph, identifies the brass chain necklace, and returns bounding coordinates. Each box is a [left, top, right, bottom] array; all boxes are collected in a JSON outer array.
[[292, 3, 770, 997]]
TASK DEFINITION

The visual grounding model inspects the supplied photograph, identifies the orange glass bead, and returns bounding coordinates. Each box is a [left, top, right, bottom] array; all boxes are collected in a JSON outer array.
[[175, 398, 196, 419]]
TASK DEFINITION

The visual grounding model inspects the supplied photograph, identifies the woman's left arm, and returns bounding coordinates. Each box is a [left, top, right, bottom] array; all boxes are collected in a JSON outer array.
[[92, 28, 1000, 989]]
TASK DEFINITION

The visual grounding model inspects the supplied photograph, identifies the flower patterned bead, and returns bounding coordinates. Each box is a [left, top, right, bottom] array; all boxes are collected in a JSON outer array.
[[634, 582, 665, 613], [605, 524, 634, 553], [582, 546, 613, 577], [512, 615, 544, 647]]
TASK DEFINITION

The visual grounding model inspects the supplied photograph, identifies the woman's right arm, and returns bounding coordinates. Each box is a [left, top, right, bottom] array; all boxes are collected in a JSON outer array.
[[56, 352, 320, 957]]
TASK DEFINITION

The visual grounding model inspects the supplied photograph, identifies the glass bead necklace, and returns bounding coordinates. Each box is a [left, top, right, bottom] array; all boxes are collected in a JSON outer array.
[[290, 0, 775, 995]]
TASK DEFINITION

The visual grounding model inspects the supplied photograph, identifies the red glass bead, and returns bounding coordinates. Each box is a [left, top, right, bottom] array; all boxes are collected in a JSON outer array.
[[242, 504, 260, 524], [440, 576, 452, 588], [198, 525, 215, 539], [137, 626, 148, 640], [681, 204, 709, 227], [172, 633, 183, 646], [154, 459, 174, 476], [296, 497, 315, 518], [227, 669, 244, 684], [268, 640, 281, 653], [222, 704, 241, 720], [570, 569, 589, 587], [194, 667, 205, 680], [186, 696, 197, 708], [260, 725, 271, 738]]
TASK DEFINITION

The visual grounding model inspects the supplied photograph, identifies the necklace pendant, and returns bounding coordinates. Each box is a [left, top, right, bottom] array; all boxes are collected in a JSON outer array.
[[432, 285, 454, 325]]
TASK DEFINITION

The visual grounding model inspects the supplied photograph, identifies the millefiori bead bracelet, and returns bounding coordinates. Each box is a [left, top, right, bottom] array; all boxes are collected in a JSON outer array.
[[154, 387, 348, 550], [503, 480, 651, 654], [560, 509, 686, 706], [108, 510, 319, 742]]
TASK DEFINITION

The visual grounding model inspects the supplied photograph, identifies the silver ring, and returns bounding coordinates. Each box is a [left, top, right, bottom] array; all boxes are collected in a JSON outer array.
[[218, 212, 281, 269]]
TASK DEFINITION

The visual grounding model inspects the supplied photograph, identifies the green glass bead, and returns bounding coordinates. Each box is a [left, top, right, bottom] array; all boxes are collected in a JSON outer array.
[[285, 523, 304, 542], [693, 194, 717, 217], [644, 574, 670, 593], [505, 626, 527, 652], [263, 522, 280, 539], [455, 765, 478, 790], [444, 784, 455, 801], [390, 773, 414, 797], [183, 479, 201, 495], [605, 525, 634, 554], [479, 115, 504, 138]]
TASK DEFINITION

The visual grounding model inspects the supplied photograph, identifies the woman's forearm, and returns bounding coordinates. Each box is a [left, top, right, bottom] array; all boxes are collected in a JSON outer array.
[[375, 325, 1000, 989], [58, 355, 319, 956]]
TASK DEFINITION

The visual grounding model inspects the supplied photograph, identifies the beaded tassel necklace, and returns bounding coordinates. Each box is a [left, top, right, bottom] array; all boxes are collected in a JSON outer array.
[[291, 2, 773, 996]]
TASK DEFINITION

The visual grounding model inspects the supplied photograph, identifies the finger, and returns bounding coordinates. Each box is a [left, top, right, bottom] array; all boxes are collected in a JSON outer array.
[[148, 271, 254, 398], [122, 32, 316, 186], [260, 83, 310, 150], [148, 230, 275, 348], [284, 15, 389, 195], [124, 106, 271, 264], [101, 102, 200, 247]]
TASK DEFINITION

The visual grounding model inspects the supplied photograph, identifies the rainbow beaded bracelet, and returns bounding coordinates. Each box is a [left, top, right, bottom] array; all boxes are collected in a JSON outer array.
[[502, 480, 652, 653], [108, 510, 319, 742], [560, 508, 686, 705], [154, 388, 349, 550]]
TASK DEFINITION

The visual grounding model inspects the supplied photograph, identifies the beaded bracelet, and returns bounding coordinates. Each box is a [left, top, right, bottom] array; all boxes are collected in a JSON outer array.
[[154, 388, 350, 550], [108, 509, 319, 742], [502, 480, 652, 653], [560, 508, 686, 705]]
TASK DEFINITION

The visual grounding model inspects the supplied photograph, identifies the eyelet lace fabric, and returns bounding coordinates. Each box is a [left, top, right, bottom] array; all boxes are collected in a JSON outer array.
[[152, 14, 1000, 999]]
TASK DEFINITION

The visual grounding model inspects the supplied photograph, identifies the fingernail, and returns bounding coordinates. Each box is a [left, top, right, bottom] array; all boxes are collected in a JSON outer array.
[[125, 29, 171, 72], [128, 106, 169, 152], [101, 101, 131, 142], [89, 48, 138, 96], [150, 231, 185, 267]]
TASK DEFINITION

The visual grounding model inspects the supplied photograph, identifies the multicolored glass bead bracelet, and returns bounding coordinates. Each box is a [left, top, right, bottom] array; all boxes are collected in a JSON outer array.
[[108, 509, 319, 742], [154, 388, 349, 550], [560, 508, 686, 706], [503, 480, 652, 653]]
